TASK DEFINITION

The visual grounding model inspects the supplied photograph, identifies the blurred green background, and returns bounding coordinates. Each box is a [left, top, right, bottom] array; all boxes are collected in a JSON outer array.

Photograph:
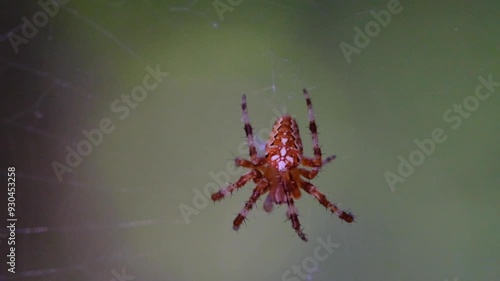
[[1, 0, 499, 281]]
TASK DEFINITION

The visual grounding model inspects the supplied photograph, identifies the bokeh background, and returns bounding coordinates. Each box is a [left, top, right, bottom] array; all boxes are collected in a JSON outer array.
[[1, 1, 499, 281]]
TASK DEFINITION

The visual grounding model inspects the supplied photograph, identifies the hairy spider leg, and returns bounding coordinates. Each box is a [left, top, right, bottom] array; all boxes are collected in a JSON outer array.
[[300, 181, 354, 223], [233, 178, 269, 230], [242, 94, 259, 164], [300, 88, 325, 168], [241, 95, 266, 168], [211, 169, 262, 201], [282, 172, 308, 241], [298, 155, 337, 180]]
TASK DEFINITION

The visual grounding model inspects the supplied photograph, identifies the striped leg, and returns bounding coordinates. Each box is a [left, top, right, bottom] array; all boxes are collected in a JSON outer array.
[[322, 154, 336, 166], [302, 154, 336, 174], [233, 178, 269, 230], [301, 181, 354, 223], [211, 169, 261, 201], [241, 94, 258, 163], [235, 157, 266, 169], [284, 188, 308, 241], [302, 88, 323, 167], [282, 174, 308, 241], [298, 168, 319, 180]]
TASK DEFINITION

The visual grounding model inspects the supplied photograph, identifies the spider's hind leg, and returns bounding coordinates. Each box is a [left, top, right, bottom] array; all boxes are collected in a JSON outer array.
[[211, 170, 260, 201], [284, 192, 308, 242], [233, 178, 269, 230], [282, 175, 308, 241], [301, 181, 354, 223]]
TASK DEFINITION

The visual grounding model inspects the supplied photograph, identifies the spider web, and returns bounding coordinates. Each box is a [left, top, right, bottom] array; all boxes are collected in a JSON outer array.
[[0, 2, 335, 279], [1, 1, 499, 281]]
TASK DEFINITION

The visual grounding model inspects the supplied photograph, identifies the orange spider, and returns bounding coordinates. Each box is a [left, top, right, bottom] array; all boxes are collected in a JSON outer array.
[[211, 89, 354, 241]]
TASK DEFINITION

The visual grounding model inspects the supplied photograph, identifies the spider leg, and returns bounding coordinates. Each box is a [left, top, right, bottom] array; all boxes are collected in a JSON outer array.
[[282, 175, 308, 241], [241, 94, 259, 164], [303, 153, 336, 168], [211, 170, 261, 201], [300, 181, 354, 223], [235, 157, 266, 169], [322, 154, 336, 165], [302, 88, 323, 167], [233, 178, 269, 231], [298, 168, 319, 180], [300, 155, 336, 180], [284, 192, 308, 241]]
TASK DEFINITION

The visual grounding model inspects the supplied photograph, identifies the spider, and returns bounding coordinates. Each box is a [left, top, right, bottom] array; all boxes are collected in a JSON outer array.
[[211, 89, 354, 241]]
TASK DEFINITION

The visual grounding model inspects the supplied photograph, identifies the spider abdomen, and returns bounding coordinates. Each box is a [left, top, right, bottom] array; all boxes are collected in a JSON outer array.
[[266, 115, 303, 171]]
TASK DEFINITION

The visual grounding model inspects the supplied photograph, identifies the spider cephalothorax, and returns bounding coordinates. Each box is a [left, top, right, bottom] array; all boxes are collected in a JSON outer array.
[[211, 89, 354, 241]]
